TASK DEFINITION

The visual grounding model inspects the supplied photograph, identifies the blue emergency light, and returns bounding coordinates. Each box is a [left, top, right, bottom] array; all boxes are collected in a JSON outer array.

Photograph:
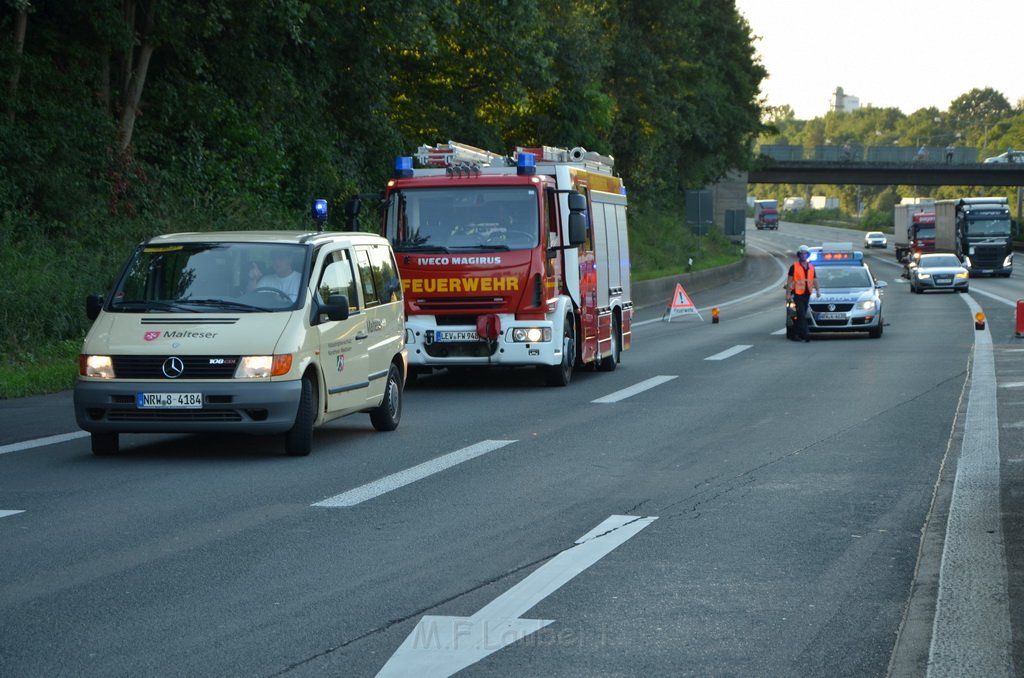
[[395, 156, 414, 178], [311, 199, 329, 223], [516, 152, 536, 176]]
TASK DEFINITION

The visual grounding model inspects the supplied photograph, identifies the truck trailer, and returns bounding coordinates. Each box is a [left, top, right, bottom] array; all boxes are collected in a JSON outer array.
[[934, 197, 1013, 276]]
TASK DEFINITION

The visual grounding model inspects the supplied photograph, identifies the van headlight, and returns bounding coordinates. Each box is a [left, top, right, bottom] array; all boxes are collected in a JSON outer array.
[[511, 327, 551, 343], [80, 355, 114, 379], [235, 355, 293, 378]]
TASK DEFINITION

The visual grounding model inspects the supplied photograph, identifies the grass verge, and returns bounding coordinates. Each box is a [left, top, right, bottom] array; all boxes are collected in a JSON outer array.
[[0, 339, 81, 399]]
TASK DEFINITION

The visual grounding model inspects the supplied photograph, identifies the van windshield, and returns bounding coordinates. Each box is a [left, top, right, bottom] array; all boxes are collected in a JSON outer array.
[[109, 242, 306, 312]]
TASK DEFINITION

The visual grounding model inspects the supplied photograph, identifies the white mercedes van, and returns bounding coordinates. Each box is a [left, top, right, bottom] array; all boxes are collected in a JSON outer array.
[[74, 229, 407, 456]]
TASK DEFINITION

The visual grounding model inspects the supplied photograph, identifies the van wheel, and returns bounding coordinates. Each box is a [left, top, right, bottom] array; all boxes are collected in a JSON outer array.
[[370, 363, 403, 431], [91, 432, 119, 456], [598, 317, 620, 372], [543, 319, 575, 387], [285, 377, 317, 456]]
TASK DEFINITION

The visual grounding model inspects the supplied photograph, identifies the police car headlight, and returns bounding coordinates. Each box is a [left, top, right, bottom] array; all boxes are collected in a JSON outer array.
[[236, 355, 293, 378], [512, 327, 550, 343], [859, 300, 877, 311], [80, 355, 114, 379]]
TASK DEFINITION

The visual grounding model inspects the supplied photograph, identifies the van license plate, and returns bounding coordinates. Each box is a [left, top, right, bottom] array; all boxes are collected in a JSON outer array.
[[136, 392, 203, 409], [434, 331, 480, 343]]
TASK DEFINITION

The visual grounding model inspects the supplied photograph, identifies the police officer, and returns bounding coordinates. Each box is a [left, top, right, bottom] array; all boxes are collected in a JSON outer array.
[[787, 245, 821, 342]]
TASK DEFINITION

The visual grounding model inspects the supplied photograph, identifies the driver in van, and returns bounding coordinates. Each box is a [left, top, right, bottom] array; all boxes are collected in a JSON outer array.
[[248, 251, 302, 298]]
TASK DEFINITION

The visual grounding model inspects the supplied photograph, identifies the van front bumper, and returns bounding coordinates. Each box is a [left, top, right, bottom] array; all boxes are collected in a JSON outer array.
[[74, 380, 302, 435]]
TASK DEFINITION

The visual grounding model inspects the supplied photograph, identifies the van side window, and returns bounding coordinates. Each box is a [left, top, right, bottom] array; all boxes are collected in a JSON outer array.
[[318, 250, 359, 311], [368, 244, 403, 303], [355, 248, 381, 308]]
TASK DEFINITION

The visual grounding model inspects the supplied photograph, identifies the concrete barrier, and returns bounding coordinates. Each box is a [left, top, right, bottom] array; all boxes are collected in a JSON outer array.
[[632, 259, 747, 310]]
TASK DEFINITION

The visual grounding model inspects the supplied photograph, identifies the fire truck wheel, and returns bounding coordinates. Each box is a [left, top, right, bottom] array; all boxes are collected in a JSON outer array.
[[285, 375, 317, 456], [598, 317, 621, 372], [543, 320, 575, 387], [370, 363, 403, 431]]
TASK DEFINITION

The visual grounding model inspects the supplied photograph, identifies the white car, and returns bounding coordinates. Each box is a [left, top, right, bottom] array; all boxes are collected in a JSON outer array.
[[983, 150, 1024, 164], [863, 231, 887, 248]]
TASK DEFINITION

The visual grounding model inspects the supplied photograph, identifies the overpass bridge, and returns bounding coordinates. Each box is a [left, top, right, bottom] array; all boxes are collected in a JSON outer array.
[[748, 144, 1024, 186]]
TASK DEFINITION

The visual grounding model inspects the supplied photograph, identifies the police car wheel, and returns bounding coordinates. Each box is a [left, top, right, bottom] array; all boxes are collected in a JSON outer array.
[[370, 363, 403, 431], [285, 376, 316, 456]]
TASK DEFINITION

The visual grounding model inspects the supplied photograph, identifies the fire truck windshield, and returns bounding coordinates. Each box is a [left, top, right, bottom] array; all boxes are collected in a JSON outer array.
[[386, 186, 539, 253]]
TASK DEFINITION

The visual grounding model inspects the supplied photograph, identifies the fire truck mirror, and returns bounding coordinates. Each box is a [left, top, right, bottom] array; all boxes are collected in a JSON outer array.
[[567, 192, 587, 212], [568, 212, 587, 246]]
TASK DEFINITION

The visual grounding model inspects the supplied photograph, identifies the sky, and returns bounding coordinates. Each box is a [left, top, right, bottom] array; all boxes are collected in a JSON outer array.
[[734, 0, 1024, 120]]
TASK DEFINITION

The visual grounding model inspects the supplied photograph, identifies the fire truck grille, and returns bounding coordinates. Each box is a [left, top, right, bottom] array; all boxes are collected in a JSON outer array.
[[424, 342, 499, 358], [415, 297, 506, 311]]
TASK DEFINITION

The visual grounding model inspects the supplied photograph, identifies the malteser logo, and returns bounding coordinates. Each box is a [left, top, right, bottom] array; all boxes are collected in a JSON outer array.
[[144, 331, 161, 342], [142, 330, 218, 341]]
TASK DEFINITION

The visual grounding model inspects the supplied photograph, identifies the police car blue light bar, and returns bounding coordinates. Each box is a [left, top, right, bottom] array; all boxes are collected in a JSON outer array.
[[809, 250, 863, 265]]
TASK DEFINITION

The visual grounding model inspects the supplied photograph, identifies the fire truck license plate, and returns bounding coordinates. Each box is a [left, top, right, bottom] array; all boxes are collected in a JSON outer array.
[[817, 312, 846, 320], [136, 392, 203, 409], [434, 331, 481, 343]]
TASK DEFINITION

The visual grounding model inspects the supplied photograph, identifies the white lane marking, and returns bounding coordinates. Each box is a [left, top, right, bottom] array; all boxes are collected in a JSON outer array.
[[591, 376, 677, 404], [633, 243, 790, 327], [771, 328, 786, 335], [970, 287, 1015, 307], [0, 431, 89, 456], [0, 510, 25, 519], [705, 345, 752, 361], [928, 294, 1011, 675], [999, 382, 1024, 389], [312, 440, 516, 508], [376, 515, 657, 677]]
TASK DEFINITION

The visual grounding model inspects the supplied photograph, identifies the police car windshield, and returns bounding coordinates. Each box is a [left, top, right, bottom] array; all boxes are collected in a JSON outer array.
[[816, 266, 872, 289]]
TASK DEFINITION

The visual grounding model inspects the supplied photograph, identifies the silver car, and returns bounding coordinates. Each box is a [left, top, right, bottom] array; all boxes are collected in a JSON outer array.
[[863, 231, 887, 248], [908, 253, 969, 293]]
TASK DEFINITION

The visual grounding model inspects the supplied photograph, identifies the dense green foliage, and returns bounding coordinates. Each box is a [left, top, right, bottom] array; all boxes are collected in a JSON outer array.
[[0, 0, 766, 374], [753, 87, 1024, 218]]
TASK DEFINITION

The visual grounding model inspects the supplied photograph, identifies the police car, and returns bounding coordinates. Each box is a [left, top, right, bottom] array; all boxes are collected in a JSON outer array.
[[786, 244, 887, 339]]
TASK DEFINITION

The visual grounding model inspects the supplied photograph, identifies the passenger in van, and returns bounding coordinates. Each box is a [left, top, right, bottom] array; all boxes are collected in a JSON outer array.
[[248, 251, 302, 298]]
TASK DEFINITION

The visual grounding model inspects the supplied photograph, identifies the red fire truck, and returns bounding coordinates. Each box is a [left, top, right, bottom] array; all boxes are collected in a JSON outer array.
[[373, 141, 632, 386]]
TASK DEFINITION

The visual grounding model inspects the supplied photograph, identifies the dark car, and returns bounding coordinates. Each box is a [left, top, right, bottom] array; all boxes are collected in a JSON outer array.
[[908, 253, 969, 293]]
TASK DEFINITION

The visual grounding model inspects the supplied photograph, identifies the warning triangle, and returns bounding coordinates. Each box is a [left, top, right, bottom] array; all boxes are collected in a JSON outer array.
[[663, 283, 703, 322]]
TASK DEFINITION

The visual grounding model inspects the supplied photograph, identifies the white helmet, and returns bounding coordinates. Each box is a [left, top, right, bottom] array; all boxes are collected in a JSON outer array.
[[797, 245, 810, 253]]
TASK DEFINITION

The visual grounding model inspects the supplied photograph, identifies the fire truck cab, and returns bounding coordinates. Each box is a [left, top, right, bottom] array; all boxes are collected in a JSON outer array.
[[376, 141, 632, 386]]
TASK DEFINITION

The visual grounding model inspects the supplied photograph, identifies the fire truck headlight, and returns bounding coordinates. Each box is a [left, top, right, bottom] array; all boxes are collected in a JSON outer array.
[[81, 355, 114, 379], [512, 327, 550, 343]]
